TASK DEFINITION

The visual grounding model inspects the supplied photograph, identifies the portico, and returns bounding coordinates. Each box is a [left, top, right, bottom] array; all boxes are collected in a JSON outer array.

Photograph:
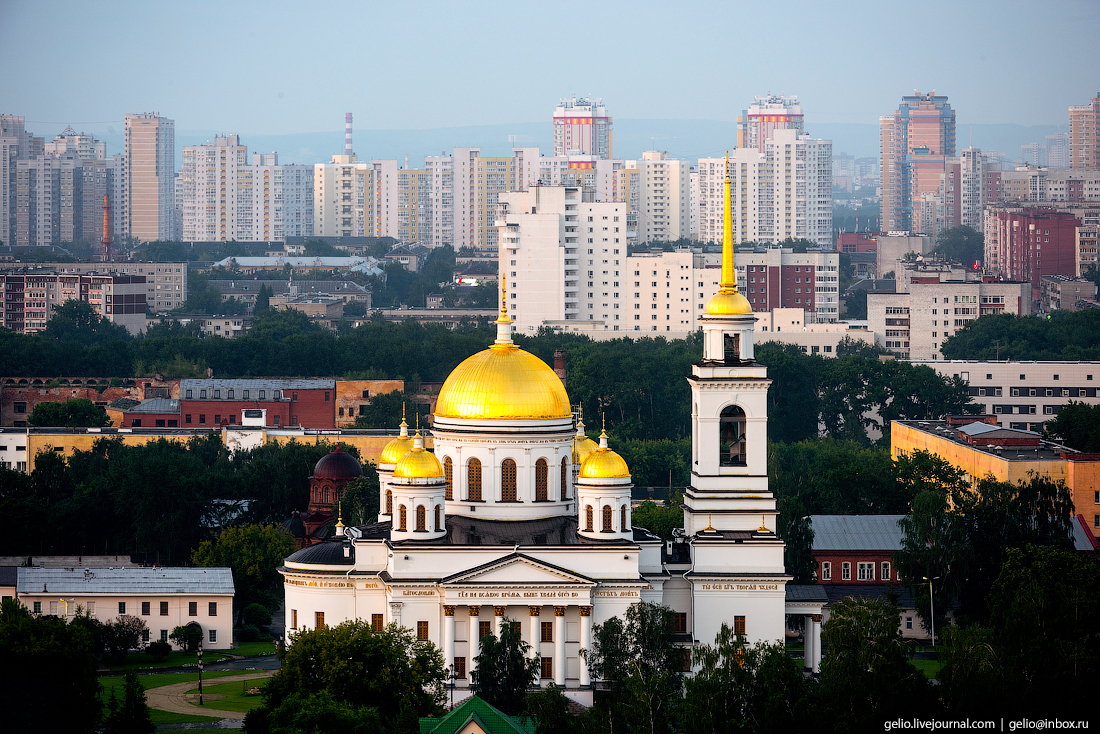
[[785, 585, 828, 674]]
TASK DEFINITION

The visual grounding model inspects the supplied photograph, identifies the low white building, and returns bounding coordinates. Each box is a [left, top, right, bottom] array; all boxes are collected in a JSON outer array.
[[15, 566, 235, 649]]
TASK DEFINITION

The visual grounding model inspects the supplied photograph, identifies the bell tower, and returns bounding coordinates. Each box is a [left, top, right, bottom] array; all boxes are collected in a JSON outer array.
[[684, 154, 777, 537]]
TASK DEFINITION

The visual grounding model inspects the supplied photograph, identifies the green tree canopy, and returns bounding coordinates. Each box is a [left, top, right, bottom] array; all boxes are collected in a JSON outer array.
[[247, 619, 445, 733], [192, 523, 297, 618], [1042, 401, 1100, 451], [27, 397, 110, 427], [44, 299, 132, 345], [941, 310, 1100, 360], [934, 226, 984, 266], [471, 619, 541, 716]]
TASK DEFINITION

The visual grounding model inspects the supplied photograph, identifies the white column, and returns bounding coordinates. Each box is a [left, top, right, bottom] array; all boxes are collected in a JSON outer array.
[[812, 614, 822, 674], [804, 614, 813, 671], [554, 606, 566, 686], [579, 605, 592, 687], [468, 606, 481, 675], [444, 606, 456, 671], [494, 605, 505, 637], [529, 606, 541, 661]]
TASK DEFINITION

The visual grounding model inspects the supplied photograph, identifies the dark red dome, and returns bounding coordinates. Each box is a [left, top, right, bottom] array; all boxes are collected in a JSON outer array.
[[312, 445, 363, 480]]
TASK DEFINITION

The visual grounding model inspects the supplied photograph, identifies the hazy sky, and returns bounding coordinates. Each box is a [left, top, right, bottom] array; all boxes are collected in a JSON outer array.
[[2, 0, 1097, 136]]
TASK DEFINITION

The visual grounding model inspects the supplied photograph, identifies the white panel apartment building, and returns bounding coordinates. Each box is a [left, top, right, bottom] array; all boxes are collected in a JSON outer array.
[[249, 153, 313, 241], [633, 151, 690, 244], [425, 154, 454, 247], [698, 150, 770, 245], [313, 155, 373, 238], [868, 278, 1031, 361]]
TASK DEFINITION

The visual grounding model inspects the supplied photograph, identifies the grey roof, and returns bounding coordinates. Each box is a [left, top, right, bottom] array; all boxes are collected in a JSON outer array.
[[958, 422, 1038, 438], [823, 584, 916, 609], [17, 566, 234, 595], [810, 515, 906, 552], [207, 280, 368, 296], [0, 567, 17, 587], [285, 541, 354, 566], [181, 378, 335, 391], [127, 398, 180, 414], [1072, 519, 1097, 552], [786, 585, 829, 602], [212, 256, 376, 268]]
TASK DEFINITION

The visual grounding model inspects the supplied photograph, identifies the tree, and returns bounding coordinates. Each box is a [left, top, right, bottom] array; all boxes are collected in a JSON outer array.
[[255, 690, 382, 733], [1043, 401, 1100, 451], [472, 619, 541, 716], [0, 598, 103, 732], [353, 390, 429, 429], [343, 299, 367, 316], [985, 546, 1100, 714], [339, 471, 381, 526], [44, 298, 132, 345], [777, 498, 815, 584], [934, 226, 984, 266], [522, 683, 573, 734], [682, 625, 812, 734], [102, 671, 155, 734], [631, 499, 684, 541], [255, 283, 273, 312], [818, 597, 932, 730], [192, 523, 298, 620], [27, 397, 111, 427], [170, 623, 202, 652], [584, 602, 683, 734], [248, 620, 445, 733], [941, 310, 1100, 361], [102, 615, 148, 664]]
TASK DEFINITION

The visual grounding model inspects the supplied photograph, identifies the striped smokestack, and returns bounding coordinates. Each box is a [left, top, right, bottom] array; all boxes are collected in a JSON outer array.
[[345, 113, 353, 156]]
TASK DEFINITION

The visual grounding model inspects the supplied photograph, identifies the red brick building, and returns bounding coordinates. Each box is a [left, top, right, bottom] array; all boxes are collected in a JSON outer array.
[[811, 514, 905, 584], [178, 379, 336, 429], [837, 232, 880, 254], [985, 209, 1082, 294]]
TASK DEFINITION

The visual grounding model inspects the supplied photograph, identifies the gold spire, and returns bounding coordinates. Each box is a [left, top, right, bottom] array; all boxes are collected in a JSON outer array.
[[493, 274, 515, 348], [335, 501, 344, 536], [757, 513, 769, 533], [721, 151, 735, 292], [703, 151, 752, 316]]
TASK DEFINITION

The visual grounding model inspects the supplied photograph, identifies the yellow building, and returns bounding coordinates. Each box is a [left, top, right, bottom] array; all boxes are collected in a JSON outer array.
[[891, 419, 1100, 535]]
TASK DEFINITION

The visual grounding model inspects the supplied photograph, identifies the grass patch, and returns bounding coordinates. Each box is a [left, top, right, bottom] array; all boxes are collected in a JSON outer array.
[[100, 669, 245, 724], [233, 640, 277, 657], [102, 648, 232, 671], [911, 658, 942, 679], [186, 678, 269, 713]]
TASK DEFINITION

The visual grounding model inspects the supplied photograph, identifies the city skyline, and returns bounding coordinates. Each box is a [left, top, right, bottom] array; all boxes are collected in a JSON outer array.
[[2, 0, 1096, 141]]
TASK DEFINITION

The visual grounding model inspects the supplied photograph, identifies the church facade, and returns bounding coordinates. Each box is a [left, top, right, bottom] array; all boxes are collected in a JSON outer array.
[[280, 166, 824, 701]]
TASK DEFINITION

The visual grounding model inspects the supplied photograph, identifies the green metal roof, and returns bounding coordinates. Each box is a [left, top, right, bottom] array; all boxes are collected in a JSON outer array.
[[419, 696, 535, 734]]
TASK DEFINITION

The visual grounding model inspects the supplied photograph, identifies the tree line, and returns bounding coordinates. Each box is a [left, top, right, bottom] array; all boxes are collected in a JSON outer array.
[[942, 309, 1100, 360]]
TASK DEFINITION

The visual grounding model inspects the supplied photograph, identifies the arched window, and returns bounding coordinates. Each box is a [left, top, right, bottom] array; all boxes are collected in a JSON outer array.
[[621, 504, 628, 532], [444, 457, 453, 501], [416, 505, 426, 532], [602, 505, 613, 532], [535, 458, 548, 502], [560, 458, 568, 500], [468, 459, 482, 502], [386, 489, 393, 516], [398, 505, 407, 531], [322, 487, 330, 504], [720, 404, 747, 467], [434, 505, 442, 531], [501, 459, 517, 502], [723, 332, 741, 363], [585, 505, 594, 532]]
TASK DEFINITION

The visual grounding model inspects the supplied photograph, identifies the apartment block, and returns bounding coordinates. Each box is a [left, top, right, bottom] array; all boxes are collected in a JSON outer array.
[[1069, 93, 1099, 170], [313, 155, 373, 238], [738, 94, 804, 152], [552, 97, 612, 159], [124, 113, 175, 242], [983, 208, 1082, 292], [43, 262, 187, 312], [1077, 225, 1098, 276], [880, 93, 956, 233], [729, 248, 840, 322], [0, 272, 147, 334], [1039, 274, 1097, 312], [697, 151, 769, 244], [634, 151, 690, 243], [867, 277, 1030, 361]]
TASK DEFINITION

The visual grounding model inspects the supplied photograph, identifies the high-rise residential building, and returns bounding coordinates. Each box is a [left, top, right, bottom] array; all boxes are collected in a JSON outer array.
[[44, 126, 107, 160], [124, 113, 175, 242], [1047, 133, 1071, 169], [179, 135, 248, 241], [1069, 93, 1100, 169], [959, 148, 985, 231], [984, 208, 1082, 293], [880, 92, 956, 233], [313, 154, 373, 238], [633, 151, 691, 243], [424, 154, 453, 247], [1021, 142, 1046, 167], [738, 94, 805, 152], [249, 153, 313, 241], [15, 156, 59, 247], [698, 150, 769, 245], [1, 115, 43, 247], [552, 97, 612, 159]]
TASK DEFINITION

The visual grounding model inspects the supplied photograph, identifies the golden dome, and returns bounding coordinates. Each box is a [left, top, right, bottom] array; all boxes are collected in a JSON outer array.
[[579, 429, 630, 479], [393, 433, 444, 479], [381, 435, 414, 465], [704, 289, 753, 316], [435, 343, 571, 420], [574, 435, 599, 465]]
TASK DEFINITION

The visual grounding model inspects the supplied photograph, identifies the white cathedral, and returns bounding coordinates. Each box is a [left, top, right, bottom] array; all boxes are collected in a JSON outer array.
[[280, 163, 825, 703]]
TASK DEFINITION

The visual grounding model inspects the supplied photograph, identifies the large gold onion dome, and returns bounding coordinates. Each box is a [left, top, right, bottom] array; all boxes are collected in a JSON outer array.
[[579, 423, 630, 479], [393, 430, 444, 479], [380, 405, 414, 464], [434, 275, 570, 421]]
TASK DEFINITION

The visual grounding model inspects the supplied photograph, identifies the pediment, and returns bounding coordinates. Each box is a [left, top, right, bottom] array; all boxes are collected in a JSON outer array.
[[441, 553, 594, 586]]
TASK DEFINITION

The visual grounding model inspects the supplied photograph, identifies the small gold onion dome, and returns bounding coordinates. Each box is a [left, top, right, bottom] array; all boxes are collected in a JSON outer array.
[[434, 343, 571, 421], [580, 428, 630, 479], [380, 410, 414, 464], [574, 416, 598, 465], [704, 288, 753, 316], [393, 431, 444, 479]]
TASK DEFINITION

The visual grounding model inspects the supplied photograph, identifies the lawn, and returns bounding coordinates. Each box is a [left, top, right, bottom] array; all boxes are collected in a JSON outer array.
[[101, 648, 231, 671], [186, 678, 269, 714], [232, 640, 277, 657], [911, 658, 942, 679], [99, 670, 244, 725]]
